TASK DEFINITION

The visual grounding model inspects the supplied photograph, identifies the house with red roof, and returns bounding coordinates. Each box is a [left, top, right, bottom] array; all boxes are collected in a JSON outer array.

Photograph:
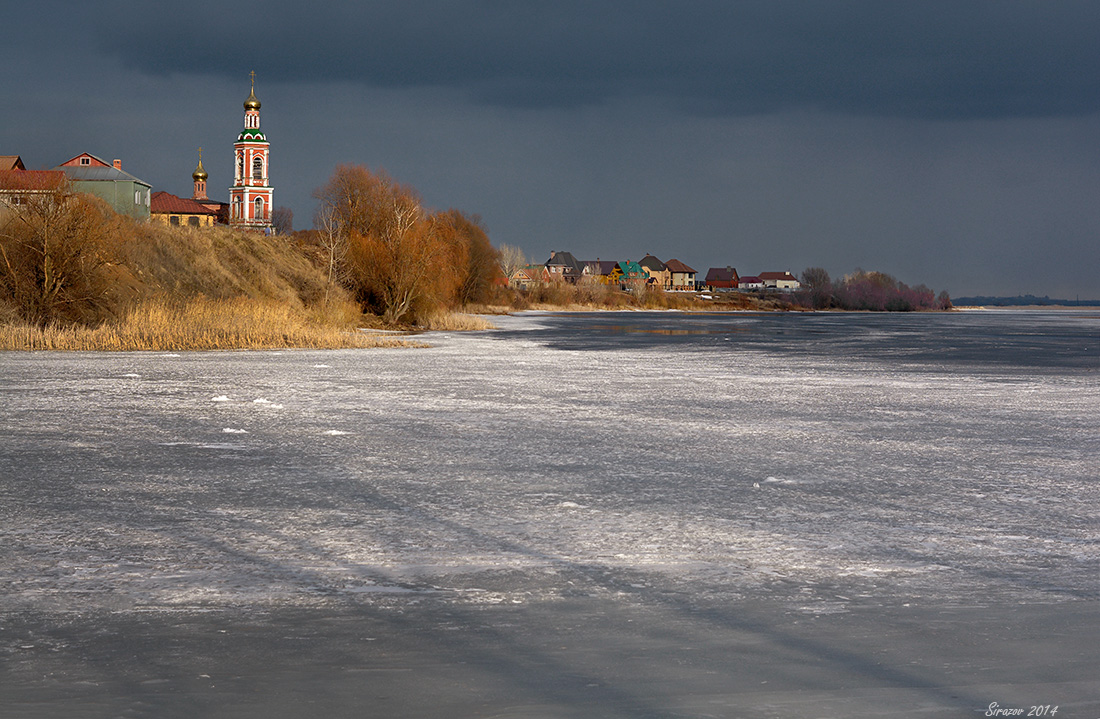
[[0, 155, 67, 218], [150, 191, 220, 228], [509, 264, 550, 289], [704, 266, 740, 290]]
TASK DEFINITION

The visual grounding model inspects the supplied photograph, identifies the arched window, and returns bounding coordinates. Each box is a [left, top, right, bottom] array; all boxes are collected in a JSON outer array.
[[252, 156, 263, 180], [233, 197, 242, 219], [237, 154, 243, 182], [254, 197, 265, 219]]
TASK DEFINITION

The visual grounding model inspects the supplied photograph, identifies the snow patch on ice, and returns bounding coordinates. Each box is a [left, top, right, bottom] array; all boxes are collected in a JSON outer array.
[[222, 428, 248, 434], [762, 476, 816, 486], [344, 585, 426, 594], [324, 430, 351, 436], [211, 395, 230, 402]]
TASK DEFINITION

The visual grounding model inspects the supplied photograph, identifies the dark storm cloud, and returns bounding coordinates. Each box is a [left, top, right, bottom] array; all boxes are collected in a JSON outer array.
[[98, 0, 1100, 119]]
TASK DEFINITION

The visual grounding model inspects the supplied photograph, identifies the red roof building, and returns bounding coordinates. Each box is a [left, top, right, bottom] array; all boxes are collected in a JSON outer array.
[[0, 165, 67, 213], [704, 266, 740, 289], [151, 191, 220, 228]]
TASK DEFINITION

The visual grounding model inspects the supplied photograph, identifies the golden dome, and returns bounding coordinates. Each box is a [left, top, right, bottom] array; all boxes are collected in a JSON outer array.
[[192, 157, 208, 182], [244, 72, 261, 110]]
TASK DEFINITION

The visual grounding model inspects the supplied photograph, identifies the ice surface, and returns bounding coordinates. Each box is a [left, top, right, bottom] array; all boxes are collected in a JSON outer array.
[[1, 311, 1095, 612], [1, 311, 1097, 717]]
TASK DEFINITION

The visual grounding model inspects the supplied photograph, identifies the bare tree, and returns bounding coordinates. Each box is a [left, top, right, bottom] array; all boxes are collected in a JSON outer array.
[[313, 203, 347, 304], [0, 184, 125, 325], [497, 243, 527, 284], [271, 205, 293, 234], [800, 267, 833, 309]]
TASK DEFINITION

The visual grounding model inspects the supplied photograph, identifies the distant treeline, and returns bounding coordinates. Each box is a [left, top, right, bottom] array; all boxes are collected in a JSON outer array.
[[952, 295, 1100, 307], [797, 268, 951, 311]]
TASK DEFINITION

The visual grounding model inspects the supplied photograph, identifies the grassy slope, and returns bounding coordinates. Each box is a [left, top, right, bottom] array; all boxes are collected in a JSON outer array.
[[0, 223, 421, 351]]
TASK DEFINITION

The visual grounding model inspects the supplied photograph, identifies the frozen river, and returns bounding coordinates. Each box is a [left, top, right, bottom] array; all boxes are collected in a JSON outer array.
[[1, 310, 1098, 717]]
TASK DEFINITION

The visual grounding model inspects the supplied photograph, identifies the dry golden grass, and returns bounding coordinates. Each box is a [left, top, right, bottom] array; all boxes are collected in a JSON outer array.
[[121, 223, 330, 309], [0, 297, 422, 351], [459, 303, 514, 316], [419, 310, 497, 331]]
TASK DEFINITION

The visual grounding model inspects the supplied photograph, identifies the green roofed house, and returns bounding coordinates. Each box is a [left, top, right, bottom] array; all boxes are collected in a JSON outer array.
[[54, 153, 152, 220], [616, 260, 649, 289]]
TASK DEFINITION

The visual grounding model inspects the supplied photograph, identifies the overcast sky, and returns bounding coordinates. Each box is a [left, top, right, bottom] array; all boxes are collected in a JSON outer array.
[[4, 1, 1098, 297]]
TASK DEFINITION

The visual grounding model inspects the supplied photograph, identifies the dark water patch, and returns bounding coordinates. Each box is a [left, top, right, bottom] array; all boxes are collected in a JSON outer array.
[[494, 310, 1100, 373]]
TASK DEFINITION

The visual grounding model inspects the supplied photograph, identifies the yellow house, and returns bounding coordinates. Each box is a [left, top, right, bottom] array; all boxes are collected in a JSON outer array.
[[150, 191, 219, 228]]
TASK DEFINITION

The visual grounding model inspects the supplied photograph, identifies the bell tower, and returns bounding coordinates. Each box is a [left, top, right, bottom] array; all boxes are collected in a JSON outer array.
[[229, 72, 273, 230]]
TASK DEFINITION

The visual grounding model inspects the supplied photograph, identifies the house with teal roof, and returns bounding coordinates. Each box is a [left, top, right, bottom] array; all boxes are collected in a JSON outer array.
[[616, 260, 649, 289]]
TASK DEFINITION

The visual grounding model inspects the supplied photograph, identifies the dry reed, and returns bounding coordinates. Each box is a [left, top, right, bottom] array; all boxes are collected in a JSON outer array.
[[419, 311, 497, 331], [0, 297, 422, 351]]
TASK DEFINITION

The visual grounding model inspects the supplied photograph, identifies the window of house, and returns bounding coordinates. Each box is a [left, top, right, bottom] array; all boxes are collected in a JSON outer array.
[[252, 156, 263, 180], [254, 197, 265, 219], [169, 216, 180, 226], [79, 157, 90, 166], [188, 216, 200, 227]]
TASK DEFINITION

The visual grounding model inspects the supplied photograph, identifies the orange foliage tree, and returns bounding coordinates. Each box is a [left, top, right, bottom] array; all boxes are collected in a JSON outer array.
[[432, 209, 501, 306], [313, 165, 500, 323]]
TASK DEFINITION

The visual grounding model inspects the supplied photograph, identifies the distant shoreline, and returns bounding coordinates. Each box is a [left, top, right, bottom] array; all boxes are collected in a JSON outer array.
[[952, 296, 1100, 308], [953, 304, 1100, 311]]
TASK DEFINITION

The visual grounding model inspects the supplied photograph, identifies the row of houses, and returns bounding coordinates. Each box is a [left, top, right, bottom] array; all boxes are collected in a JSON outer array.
[[509, 251, 801, 292], [1, 153, 154, 220], [1, 152, 228, 228], [511, 252, 699, 291], [701, 266, 801, 291]]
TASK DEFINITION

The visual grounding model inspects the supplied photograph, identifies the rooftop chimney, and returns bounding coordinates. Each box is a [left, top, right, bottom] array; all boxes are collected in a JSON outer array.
[[113, 159, 122, 170]]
